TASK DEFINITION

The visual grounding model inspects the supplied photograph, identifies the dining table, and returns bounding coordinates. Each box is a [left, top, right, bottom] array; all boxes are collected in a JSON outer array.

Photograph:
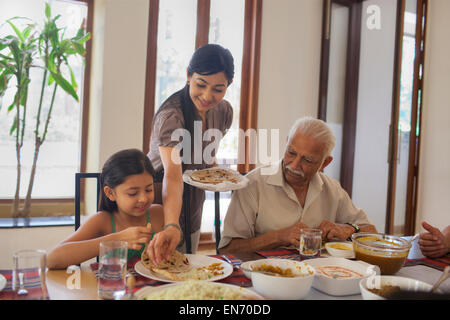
[[0, 236, 449, 300]]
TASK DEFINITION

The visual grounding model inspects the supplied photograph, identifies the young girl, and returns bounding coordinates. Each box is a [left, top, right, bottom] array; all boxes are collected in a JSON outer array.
[[47, 149, 164, 269]]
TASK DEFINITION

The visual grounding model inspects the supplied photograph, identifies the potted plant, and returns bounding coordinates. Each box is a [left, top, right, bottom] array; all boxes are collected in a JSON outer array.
[[0, 3, 90, 218]]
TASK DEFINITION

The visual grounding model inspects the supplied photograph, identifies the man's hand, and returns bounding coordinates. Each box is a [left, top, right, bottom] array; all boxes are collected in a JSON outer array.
[[318, 220, 354, 241], [146, 225, 181, 265], [280, 221, 309, 247], [419, 221, 450, 258]]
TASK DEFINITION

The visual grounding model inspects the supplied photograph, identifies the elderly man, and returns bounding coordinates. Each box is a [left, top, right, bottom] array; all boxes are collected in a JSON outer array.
[[219, 116, 377, 253]]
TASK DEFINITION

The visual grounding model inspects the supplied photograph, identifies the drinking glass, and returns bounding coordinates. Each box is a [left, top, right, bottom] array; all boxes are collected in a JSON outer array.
[[12, 249, 48, 300], [299, 228, 323, 260], [98, 240, 128, 300]]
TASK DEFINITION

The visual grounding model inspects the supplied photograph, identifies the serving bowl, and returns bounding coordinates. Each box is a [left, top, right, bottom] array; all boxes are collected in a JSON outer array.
[[306, 257, 379, 296], [325, 241, 355, 259], [352, 233, 411, 275], [359, 275, 435, 300], [248, 259, 315, 300]]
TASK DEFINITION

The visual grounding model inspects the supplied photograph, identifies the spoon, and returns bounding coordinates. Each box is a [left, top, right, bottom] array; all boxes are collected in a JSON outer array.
[[431, 266, 450, 293], [408, 233, 420, 244]]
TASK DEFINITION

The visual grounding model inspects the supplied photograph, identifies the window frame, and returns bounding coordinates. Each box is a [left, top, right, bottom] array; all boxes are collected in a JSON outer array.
[[142, 0, 263, 175]]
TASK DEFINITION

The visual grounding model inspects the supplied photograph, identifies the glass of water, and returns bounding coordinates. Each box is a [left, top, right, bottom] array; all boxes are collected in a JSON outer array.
[[98, 240, 128, 300], [299, 229, 323, 260]]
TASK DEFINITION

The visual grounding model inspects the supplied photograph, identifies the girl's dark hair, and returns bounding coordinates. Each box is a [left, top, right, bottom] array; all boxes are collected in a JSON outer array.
[[99, 148, 155, 212], [182, 44, 234, 164]]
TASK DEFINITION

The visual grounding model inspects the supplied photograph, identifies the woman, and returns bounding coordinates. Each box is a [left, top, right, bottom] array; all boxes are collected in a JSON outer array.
[[146, 44, 234, 264]]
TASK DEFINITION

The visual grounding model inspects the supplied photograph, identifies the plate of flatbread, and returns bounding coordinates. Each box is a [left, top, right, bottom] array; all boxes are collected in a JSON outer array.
[[135, 250, 233, 283], [183, 167, 249, 192]]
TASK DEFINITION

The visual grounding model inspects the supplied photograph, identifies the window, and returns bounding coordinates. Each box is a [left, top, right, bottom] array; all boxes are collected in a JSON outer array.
[[0, 0, 90, 201]]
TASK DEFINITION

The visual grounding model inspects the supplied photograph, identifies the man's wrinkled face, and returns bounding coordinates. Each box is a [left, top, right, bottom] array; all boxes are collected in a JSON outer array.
[[282, 131, 332, 187]]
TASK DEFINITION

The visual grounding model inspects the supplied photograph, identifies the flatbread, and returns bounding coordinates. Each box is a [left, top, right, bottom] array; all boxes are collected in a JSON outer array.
[[141, 249, 191, 280], [190, 168, 238, 185]]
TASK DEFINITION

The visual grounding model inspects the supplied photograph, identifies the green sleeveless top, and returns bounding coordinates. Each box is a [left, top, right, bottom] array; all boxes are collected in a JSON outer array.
[[110, 210, 155, 260]]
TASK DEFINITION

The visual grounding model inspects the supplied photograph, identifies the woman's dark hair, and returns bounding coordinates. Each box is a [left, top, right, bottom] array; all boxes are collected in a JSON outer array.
[[187, 43, 234, 84], [99, 148, 155, 212]]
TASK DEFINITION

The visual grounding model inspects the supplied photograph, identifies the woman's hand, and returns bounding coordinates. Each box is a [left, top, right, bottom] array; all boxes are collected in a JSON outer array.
[[116, 224, 153, 251], [419, 221, 450, 258], [146, 225, 182, 265]]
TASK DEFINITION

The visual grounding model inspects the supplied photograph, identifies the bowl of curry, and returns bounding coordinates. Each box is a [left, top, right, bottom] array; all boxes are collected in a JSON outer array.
[[351, 233, 411, 275]]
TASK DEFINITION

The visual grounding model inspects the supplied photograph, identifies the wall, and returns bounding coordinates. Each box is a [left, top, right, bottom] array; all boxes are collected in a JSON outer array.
[[416, 0, 450, 231], [256, 0, 322, 163]]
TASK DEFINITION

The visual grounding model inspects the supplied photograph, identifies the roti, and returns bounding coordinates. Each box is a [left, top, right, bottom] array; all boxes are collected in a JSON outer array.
[[141, 249, 191, 280], [190, 168, 238, 185]]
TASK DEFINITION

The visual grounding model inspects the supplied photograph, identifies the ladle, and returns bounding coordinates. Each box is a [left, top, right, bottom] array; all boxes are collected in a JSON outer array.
[[431, 266, 450, 293]]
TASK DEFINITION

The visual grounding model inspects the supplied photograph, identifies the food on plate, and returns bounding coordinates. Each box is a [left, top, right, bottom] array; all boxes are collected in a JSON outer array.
[[252, 263, 313, 278], [141, 249, 190, 273], [315, 266, 363, 279], [141, 250, 225, 281], [327, 243, 352, 250], [190, 168, 238, 185], [368, 285, 402, 298], [141, 280, 260, 300]]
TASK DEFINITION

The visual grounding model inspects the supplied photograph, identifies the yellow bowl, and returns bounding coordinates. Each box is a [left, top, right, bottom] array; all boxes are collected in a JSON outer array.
[[351, 233, 411, 275]]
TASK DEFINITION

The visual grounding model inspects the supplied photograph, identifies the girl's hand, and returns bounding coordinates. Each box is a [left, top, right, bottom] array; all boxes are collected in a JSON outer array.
[[116, 224, 153, 251]]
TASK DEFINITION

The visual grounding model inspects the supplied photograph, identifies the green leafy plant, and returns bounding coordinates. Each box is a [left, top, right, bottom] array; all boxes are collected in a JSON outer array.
[[0, 3, 90, 218]]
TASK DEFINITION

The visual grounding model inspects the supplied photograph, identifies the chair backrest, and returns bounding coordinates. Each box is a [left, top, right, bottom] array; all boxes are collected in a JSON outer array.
[[74, 173, 101, 231]]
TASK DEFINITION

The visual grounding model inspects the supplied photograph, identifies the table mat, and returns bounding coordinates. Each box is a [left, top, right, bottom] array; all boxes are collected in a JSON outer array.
[[255, 248, 302, 260], [90, 254, 251, 292], [0, 269, 49, 300], [404, 255, 450, 272]]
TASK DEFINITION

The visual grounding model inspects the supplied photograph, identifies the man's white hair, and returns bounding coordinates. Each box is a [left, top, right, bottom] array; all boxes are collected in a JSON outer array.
[[287, 116, 335, 157]]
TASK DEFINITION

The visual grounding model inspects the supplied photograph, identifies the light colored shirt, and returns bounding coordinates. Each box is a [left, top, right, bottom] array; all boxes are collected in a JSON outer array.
[[219, 160, 372, 248]]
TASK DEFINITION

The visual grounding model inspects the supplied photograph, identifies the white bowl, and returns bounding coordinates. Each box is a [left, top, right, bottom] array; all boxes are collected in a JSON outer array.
[[306, 257, 379, 296], [359, 275, 434, 300], [325, 241, 355, 259], [249, 259, 315, 300]]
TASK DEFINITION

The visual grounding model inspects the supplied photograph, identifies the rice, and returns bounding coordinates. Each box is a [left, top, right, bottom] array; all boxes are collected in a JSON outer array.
[[142, 280, 256, 300]]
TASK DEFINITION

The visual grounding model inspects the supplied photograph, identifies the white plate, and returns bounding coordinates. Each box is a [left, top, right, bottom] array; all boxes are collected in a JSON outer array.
[[135, 254, 233, 283], [359, 275, 437, 300], [182, 167, 249, 192], [325, 241, 355, 259], [306, 257, 380, 296], [135, 281, 264, 300], [0, 274, 6, 291]]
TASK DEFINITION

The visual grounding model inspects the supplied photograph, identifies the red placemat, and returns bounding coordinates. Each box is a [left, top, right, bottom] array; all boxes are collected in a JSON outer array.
[[255, 248, 301, 260], [404, 255, 450, 272], [0, 269, 49, 300]]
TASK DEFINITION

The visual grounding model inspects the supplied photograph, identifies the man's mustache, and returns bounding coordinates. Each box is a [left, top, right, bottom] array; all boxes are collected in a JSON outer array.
[[285, 165, 305, 177]]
